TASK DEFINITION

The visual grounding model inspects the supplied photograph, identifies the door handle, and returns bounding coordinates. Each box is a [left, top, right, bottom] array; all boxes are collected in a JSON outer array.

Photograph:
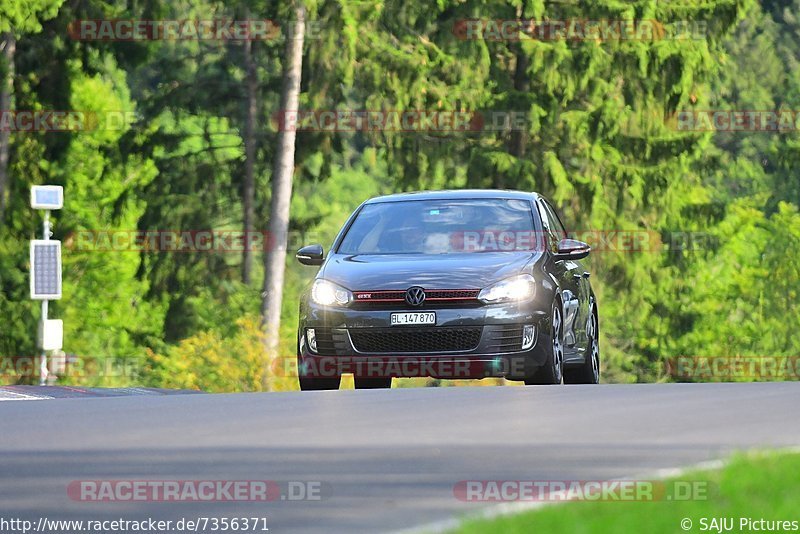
[[572, 273, 582, 280]]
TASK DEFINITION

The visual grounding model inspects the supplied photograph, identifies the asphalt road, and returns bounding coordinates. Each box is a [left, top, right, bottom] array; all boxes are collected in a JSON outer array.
[[1, 383, 800, 533]]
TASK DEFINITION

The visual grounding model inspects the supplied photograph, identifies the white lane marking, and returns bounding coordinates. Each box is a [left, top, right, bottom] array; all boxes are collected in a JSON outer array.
[[120, 387, 164, 396], [0, 389, 53, 401]]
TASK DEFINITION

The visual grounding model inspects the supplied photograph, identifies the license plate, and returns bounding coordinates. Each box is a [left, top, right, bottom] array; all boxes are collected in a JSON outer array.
[[390, 312, 436, 326]]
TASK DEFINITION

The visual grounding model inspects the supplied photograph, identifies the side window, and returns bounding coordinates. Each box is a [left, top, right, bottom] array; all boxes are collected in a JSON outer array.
[[536, 201, 560, 251], [542, 201, 567, 240]]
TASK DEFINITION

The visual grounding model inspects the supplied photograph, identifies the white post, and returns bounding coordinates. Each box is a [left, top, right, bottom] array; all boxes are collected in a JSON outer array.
[[39, 210, 50, 386]]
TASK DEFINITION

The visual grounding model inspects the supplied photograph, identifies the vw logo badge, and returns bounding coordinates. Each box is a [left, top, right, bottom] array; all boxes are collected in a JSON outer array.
[[405, 286, 426, 307]]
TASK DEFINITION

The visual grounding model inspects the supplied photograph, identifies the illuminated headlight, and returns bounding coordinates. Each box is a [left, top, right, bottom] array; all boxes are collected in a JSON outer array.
[[311, 279, 352, 306], [478, 274, 536, 304]]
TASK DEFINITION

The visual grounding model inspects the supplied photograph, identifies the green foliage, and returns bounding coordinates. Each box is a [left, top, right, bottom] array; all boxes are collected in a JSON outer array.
[[0, 0, 63, 34], [142, 315, 292, 392], [673, 201, 800, 360], [1, 0, 799, 389]]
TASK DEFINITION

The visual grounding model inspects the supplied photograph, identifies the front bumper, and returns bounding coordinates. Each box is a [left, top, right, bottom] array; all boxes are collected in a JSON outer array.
[[298, 301, 550, 380]]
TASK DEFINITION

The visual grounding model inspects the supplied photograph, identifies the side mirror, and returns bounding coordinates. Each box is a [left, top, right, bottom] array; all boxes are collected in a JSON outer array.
[[296, 244, 324, 266], [554, 238, 591, 260]]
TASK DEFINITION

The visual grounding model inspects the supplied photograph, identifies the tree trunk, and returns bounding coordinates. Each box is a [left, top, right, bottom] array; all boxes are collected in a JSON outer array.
[[0, 33, 15, 222], [508, 46, 529, 160], [242, 29, 257, 284], [260, 5, 305, 382], [499, 4, 529, 189]]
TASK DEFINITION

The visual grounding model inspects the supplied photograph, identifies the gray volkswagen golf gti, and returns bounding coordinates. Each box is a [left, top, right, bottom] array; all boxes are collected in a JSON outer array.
[[295, 190, 599, 390]]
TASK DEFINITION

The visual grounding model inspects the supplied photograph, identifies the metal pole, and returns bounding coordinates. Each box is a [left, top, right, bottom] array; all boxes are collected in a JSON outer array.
[[39, 210, 50, 386], [39, 301, 48, 385]]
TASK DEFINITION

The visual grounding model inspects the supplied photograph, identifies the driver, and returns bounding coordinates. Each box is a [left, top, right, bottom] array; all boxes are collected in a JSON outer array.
[[396, 214, 424, 253]]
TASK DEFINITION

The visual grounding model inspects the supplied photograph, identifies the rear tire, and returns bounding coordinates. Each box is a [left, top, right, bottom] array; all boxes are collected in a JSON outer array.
[[354, 377, 392, 389], [525, 301, 564, 385], [564, 305, 600, 384]]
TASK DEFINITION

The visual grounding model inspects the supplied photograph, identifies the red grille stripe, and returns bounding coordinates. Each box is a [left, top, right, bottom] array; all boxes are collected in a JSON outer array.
[[353, 289, 480, 302]]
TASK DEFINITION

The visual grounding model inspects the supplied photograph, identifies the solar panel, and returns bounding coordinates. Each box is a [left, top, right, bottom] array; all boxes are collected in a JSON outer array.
[[30, 240, 62, 300]]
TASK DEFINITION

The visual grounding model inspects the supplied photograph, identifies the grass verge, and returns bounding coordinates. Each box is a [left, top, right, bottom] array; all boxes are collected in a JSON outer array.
[[457, 451, 800, 533]]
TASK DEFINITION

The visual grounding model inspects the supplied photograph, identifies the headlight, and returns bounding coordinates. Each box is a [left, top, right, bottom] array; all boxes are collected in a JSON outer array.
[[311, 279, 352, 306], [478, 274, 536, 303]]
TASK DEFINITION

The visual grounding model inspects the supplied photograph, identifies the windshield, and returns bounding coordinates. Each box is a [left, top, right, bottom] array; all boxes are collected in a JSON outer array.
[[337, 199, 536, 255]]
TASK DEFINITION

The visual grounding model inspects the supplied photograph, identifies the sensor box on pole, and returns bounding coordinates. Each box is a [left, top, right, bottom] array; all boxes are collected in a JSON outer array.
[[30, 185, 63, 210], [37, 319, 64, 351]]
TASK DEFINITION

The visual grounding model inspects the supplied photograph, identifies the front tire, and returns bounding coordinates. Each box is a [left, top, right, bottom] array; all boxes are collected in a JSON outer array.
[[354, 377, 392, 389], [297, 352, 341, 391], [298, 374, 341, 391], [564, 305, 600, 384], [525, 301, 564, 385]]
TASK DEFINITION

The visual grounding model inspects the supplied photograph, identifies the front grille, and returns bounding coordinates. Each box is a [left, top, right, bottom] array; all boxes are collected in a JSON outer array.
[[426, 289, 481, 300], [486, 324, 525, 352], [353, 289, 480, 303], [350, 327, 482, 353], [354, 290, 406, 302]]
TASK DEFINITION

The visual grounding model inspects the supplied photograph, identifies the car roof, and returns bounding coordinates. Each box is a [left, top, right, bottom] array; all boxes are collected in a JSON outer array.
[[364, 189, 543, 204]]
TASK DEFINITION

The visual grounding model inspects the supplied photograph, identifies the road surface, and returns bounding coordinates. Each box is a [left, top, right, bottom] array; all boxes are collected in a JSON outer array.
[[1, 383, 799, 533]]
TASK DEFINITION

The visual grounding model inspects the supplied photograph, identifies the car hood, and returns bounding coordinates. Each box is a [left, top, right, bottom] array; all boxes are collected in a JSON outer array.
[[321, 252, 539, 290]]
